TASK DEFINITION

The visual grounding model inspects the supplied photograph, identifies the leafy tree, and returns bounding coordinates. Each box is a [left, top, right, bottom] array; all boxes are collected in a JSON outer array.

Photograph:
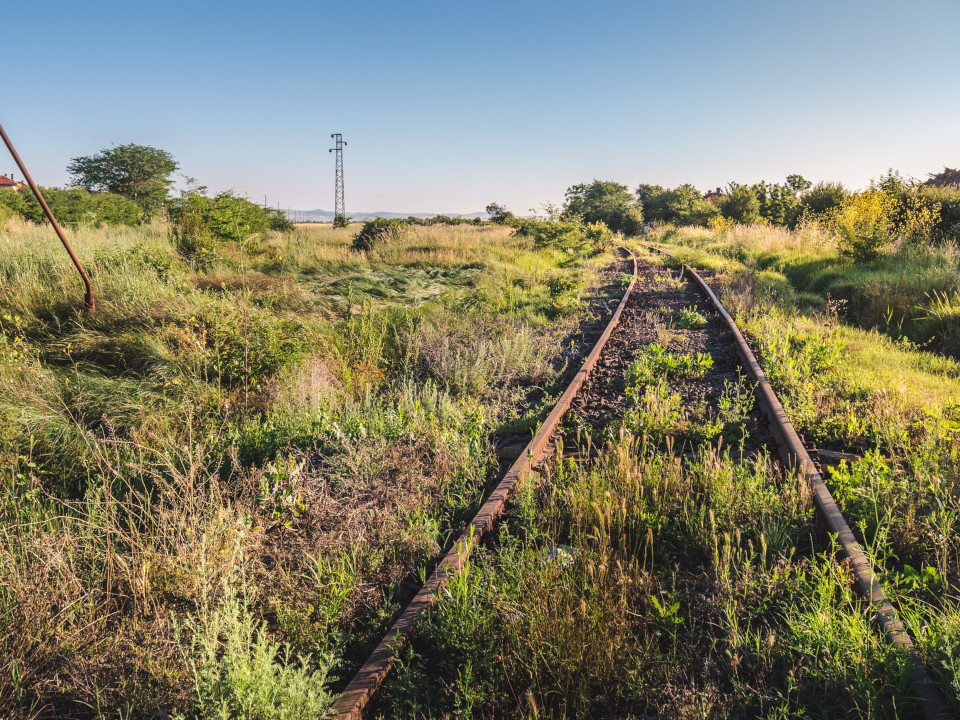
[[801, 182, 848, 216], [637, 183, 716, 226], [333, 214, 349, 228], [753, 181, 803, 228], [67, 143, 178, 217], [485, 202, 515, 224], [718, 185, 760, 224], [563, 180, 643, 235], [634, 184, 666, 209], [786, 174, 812, 193]]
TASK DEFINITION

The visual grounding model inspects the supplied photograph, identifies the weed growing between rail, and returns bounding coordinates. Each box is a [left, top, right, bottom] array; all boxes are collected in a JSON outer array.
[[381, 259, 920, 718], [383, 443, 913, 717], [0, 218, 616, 717], [637, 236, 960, 713]]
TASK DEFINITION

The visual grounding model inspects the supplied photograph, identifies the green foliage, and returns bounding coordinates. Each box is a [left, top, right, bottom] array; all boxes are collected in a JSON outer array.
[[168, 189, 276, 263], [832, 190, 895, 261], [718, 185, 760, 225], [351, 217, 405, 251], [801, 182, 848, 216], [269, 210, 295, 232], [564, 180, 643, 234], [0, 186, 142, 227], [485, 202, 514, 225], [920, 185, 960, 241], [622, 379, 683, 440], [636, 183, 717, 226], [753, 179, 805, 228], [207, 310, 307, 391], [67, 143, 177, 217], [675, 306, 707, 329], [624, 344, 713, 393], [178, 585, 334, 720], [512, 216, 610, 256], [333, 213, 349, 228]]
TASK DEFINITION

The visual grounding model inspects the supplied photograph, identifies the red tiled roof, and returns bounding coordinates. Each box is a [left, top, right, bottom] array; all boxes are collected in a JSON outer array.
[[0, 176, 18, 187]]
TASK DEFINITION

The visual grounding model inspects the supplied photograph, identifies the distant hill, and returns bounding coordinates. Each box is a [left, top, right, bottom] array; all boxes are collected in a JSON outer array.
[[291, 209, 488, 222]]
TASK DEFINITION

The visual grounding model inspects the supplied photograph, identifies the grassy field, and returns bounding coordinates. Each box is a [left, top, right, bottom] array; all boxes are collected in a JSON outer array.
[[0, 218, 613, 718], [5, 211, 960, 719]]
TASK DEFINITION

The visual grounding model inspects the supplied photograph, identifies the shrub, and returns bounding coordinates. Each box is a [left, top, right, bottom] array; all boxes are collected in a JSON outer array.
[[178, 585, 334, 720], [832, 190, 895, 261], [269, 209, 295, 232], [920, 185, 960, 241], [351, 218, 405, 251], [0, 186, 142, 227], [718, 185, 760, 225], [802, 182, 848, 216], [333, 213, 349, 228], [513, 218, 583, 249], [583, 221, 614, 251], [169, 190, 276, 263]]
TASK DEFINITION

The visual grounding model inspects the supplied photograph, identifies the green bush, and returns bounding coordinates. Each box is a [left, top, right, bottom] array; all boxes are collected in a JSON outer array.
[[718, 185, 760, 224], [563, 180, 644, 234], [351, 217, 405, 251], [178, 585, 334, 720], [206, 310, 307, 390], [513, 217, 610, 255], [269, 209, 295, 232], [832, 190, 895, 261], [802, 182, 848, 216], [0, 186, 142, 227], [920, 185, 960, 241], [168, 190, 277, 263], [636, 183, 716, 227]]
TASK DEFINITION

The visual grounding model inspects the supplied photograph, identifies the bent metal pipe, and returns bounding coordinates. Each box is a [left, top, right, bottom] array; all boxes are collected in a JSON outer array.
[[0, 121, 95, 312]]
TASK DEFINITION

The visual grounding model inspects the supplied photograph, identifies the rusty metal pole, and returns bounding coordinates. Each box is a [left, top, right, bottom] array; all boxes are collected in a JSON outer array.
[[0, 121, 96, 312]]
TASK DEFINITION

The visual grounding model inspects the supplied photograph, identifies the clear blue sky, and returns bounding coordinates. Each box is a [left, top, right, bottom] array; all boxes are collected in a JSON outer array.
[[3, 0, 958, 214]]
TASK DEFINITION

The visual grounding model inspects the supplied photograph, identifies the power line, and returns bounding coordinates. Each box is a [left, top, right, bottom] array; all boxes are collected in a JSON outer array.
[[329, 133, 346, 223]]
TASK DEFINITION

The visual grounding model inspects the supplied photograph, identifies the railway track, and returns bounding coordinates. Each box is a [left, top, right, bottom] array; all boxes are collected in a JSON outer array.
[[331, 245, 949, 720]]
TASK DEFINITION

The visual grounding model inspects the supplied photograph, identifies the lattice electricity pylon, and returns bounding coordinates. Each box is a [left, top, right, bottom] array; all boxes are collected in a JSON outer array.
[[329, 133, 346, 225]]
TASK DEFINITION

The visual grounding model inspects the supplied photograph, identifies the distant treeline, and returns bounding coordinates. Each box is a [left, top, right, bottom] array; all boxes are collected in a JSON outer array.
[[532, 173, 960, 243]]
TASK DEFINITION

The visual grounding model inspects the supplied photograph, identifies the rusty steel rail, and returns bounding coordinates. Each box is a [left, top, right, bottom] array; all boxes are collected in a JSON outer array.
[[330, 250, 639, 720], [0, 121, 96, 312], [644, 244, 949, 720]]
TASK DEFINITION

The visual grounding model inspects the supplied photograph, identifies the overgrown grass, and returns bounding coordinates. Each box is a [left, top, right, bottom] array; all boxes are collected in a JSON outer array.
[[635, 230, 960, 712], [381, 227, 960, 717], [0, 218, 613, 717], [647, 222, 960, 356]]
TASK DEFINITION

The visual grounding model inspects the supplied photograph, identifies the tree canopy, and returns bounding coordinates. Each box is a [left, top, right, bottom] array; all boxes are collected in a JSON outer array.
[[68, 144, 178, 217], [564, 180, 643, 235], [485, 202, 515, 224], [717, 185, 760, 224]]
